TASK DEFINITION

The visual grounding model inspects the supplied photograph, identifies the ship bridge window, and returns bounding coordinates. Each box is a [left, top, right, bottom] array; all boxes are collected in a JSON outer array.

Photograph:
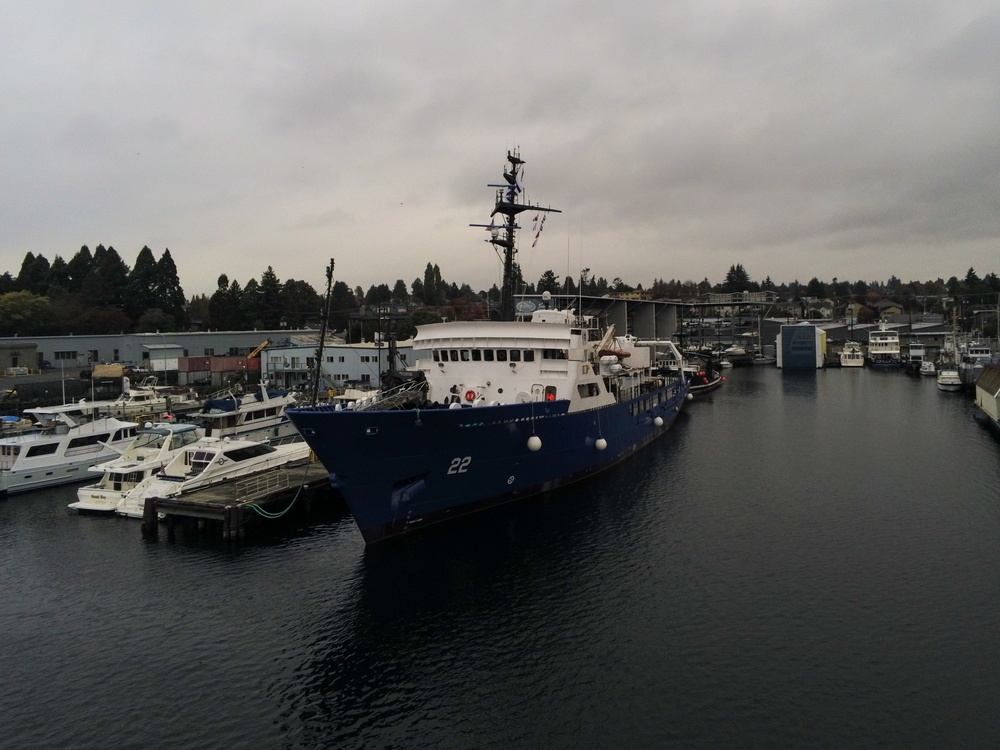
[[432, 350, 441, 362], [496, 350, 508, 362], [577, 383, 600, 398], [509, 350, 521, 362], [471, 350, 482, 361], [460, 350, 470, 361], [523, 350, 534, 362], [26, 443, 59, 457], [484, 350, 494, 362], [2, 445, 20, 457], [449, 350, 459, 362]]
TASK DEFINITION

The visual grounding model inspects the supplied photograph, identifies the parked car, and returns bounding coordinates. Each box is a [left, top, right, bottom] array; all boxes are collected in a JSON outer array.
[[40, 360, 53, 370]]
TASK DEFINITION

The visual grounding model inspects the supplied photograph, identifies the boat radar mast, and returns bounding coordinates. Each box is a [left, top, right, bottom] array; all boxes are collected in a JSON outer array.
[[470, 149, 560, 321]]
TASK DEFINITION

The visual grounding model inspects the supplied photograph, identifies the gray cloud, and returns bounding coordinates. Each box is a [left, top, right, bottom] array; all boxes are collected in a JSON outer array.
[[2, 0, 997, 298]]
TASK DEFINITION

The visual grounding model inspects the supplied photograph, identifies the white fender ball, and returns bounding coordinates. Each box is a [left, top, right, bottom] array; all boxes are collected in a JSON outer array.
[[654, 416, 664, 427], [527, 435, 542, 451], [595, 437, 607, 451]]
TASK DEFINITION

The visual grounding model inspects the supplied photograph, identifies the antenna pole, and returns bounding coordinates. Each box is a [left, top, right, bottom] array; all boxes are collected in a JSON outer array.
[[312, 259, 334, 406]]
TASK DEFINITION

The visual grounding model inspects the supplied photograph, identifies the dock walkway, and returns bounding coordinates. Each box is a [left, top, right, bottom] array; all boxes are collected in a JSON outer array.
[[140, 461, 333, 541]]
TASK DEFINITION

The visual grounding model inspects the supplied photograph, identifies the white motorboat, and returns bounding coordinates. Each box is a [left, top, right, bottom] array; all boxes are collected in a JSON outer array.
[[919, 360, 936, 376], [840, 341, 864, 368], [68, 422, 203, 514], [0, 401, 138, 497], [106, 376, 200, 420], [195, 382, 300, 442], [116, 435, 311, 518], [936, 364, 963, 392]]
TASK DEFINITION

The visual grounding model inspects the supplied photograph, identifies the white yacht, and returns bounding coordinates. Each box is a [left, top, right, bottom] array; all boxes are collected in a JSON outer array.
[[106, 376, 200, 420], [0, 402, 138, 497], [866, 322, 902, 368], [936, 364, 963, 392], [116, 435, 311, 518], [195, 382, 300, 442], [69, 422, 203, 514], [919, 360, 936, 376], [840, 341, 864, 368]]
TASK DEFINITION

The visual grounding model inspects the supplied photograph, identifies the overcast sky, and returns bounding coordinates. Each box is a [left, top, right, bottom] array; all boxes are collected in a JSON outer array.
[[2, 1, 998, 299]]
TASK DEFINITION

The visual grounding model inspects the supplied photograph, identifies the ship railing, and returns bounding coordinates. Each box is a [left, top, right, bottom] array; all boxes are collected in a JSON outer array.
[[354, 380, 427, 411]]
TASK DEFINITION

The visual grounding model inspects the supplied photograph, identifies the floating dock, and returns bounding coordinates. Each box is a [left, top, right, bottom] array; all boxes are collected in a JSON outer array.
[[140, 461, 334, 541]]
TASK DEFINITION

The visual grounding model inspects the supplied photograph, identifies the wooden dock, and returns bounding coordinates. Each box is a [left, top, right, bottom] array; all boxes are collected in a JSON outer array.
[[140, 460, 334, 541]]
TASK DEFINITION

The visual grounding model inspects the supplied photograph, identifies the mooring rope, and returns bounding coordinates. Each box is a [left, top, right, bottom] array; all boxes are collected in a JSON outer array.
[[244, 462, 313, 518]]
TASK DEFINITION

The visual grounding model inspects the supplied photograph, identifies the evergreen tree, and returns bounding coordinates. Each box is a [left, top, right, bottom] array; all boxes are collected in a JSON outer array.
[[805, 277, 826, 298], [80, 245, 130, 308], [123, 246, 159, 322], [16, 252, 50, 294], [329, 280, 357, 332], [722, 263, 751, 293], [47, 256, 70, 291], [65, 246, 93, 292], [257, 266, 283, 328], [208, 274, 243, 330], [365, 283, 392, 305], [279, 279, 321, 328], [187, 294, 211, 329], [241, 278, 262, 328], [537, 269, 560, 293], [392, 279, 408, 303], [422, 263, 438, 305], [410, 277, 425, 303], [153, 249, 187, 329]]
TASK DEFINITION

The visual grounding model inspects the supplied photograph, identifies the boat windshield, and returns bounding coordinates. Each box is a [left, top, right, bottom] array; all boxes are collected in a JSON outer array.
[[222, 443, 277, 462]]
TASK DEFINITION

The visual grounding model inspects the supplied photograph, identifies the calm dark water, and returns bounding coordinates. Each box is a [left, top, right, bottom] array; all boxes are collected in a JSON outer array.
[[3, 366, 1000, 749]]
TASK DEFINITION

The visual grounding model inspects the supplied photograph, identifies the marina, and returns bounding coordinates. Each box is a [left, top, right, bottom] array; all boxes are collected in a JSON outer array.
[[3, 364, 1000, 748]]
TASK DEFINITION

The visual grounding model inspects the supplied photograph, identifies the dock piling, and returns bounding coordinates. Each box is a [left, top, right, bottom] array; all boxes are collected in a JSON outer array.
[[141, 497, 158, 539]]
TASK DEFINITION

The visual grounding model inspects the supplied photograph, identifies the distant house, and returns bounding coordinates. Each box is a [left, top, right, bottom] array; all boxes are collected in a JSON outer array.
[[805, 298, 835, 319], [872, 299, 903, 318]]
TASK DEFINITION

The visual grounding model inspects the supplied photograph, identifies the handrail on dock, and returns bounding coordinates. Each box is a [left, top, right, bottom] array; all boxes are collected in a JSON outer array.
[[234, 469, 292, 503]]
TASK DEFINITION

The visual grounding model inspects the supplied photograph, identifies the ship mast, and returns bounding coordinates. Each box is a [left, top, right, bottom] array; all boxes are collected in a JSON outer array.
[[471, 150, 560, 321]]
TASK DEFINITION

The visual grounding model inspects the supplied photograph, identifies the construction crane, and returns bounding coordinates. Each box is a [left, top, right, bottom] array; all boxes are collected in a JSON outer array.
[[248, 339, 269, 358]]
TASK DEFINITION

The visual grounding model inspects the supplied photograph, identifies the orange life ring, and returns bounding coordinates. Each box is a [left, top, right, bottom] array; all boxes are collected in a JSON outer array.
[[465, 389, 476, 402]]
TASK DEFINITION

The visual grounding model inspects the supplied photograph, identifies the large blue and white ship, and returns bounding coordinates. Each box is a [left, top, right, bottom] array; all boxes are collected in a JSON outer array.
[[287, 151, 691, 543]]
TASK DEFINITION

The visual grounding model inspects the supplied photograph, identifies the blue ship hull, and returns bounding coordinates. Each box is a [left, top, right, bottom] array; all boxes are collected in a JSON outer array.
[[288, 380, 689, 543]]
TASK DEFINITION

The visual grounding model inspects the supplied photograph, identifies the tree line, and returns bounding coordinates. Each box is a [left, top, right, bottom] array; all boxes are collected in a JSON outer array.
[[2, 247, 997, 339]]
